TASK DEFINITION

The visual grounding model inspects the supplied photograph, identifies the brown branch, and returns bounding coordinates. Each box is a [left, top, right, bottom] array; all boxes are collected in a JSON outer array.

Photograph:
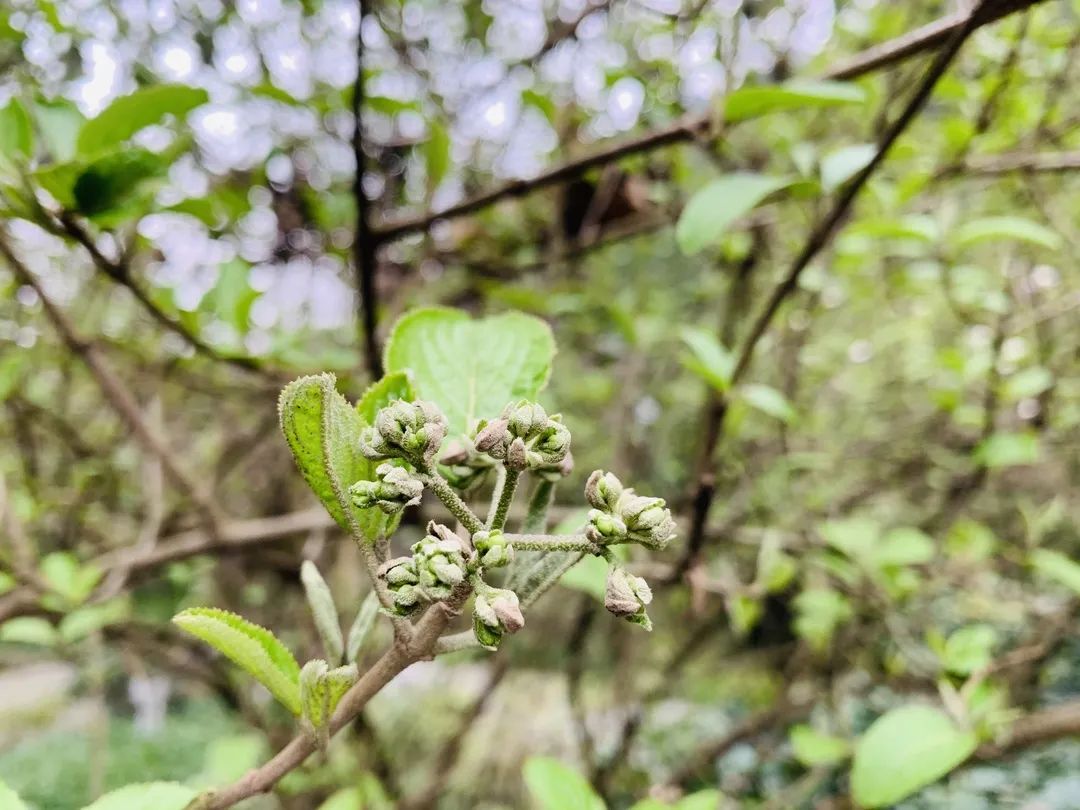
[[352, 0, 383, 380], [54, 213, 274, 380], [370, 0, 1047, 244], [676, 0, 997, 577], [976, 699, 1080, 759], [0, 230, 221, 527], [939, 150, 1080, 177]]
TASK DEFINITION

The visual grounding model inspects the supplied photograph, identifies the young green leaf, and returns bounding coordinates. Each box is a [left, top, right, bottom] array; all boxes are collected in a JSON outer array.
[[301, 659, 358, 747], [76, 84, 209, 156], [301, 561, 344, 664], [523, 757, 606, 810], [850, 705, 977, 808], [81, 782, 197, 810], [279, 373, 381, 540], [679, 326, 733, 392], [676, 174, 795, 255], [356, 370, 414, 425], [384, 308, 555, 435], [346, 591, 380, 663], [739, 383, 797, 424], [0, 99, 33, 170], [820, 143, 876, 192], [723, 80, 865, 123], [173, 607, 301, 714], [789, 724, 851, 767], [940, 624, 997, 676], [1030, 548, 1080, 595], [39, 551, 101, 605], [974, 432, 1040, 469], [952, 216, 1062, 252], [425, 120, 451, 189], [0, 616, 59, 646]]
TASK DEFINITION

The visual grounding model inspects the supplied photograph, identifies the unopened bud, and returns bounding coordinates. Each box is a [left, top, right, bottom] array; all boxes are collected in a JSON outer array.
[[350, 463, 424, 514], [585, 470, 623, 512], [586, 509, 628, 544], [363, 400, 448, 464], [507, 400, 547, 438], [506, 436, 528, 471], [604, 565, 653, 631], [473, 529, 514, 568], [377, 556, 425, 616], [472, 585, 525, 649], [412, 523, 472, 600], [473, 418, 509, 456]]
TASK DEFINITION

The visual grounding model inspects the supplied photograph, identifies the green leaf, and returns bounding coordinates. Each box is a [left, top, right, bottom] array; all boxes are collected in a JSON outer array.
[[173, 607, 301, 714], [1030, 548, 1080, 595], [850, 705, 977, 808], [789, 724, 851, 767], [0, 616, 58, 646], [850, 214, 939, 242], [952, 216, 1062, 251], [876, 527, 935, 567], [77, 84, 209, 156], [383, 308, 555, 435], [820, 143, 875, 192], [680, 326, 733, 392], [425, 121, 451, 189], [73, 148, 170, 218], [0, 780, 28, 810], [356, 370, 414, 425], [739, 383, 796, 423], [1002, 366, 1053, 401], [301, 561, 344, 664], [58, 596, 130, 643], [279, 373, 381, 539], [974, 432, 1040, 469], [724, 80, 865, 123], [33, 98, 84, 162], [676, 791, 724, 810], [941, 624, 997, 676], [82, 782, 197, 810], [40, 551, 101, 604], [523, 757, 606, 810], [793, 588, 852, 652], [0, 99, 33, 168], [676, 173, 795, 255], [346, 591, 380, 663]]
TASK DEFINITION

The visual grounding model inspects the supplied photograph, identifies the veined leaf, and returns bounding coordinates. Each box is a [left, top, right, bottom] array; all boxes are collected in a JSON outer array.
[[301, 561, 344, 664], [952, 216, 1062, 251], [676, 173, 795, 255], [851, 705, 976, 807], [523, 757, 606, 810], [173, 607, 301, 714], [279, 373, 383, 540], [383, 308, 555, 435], [77, 84, 209, 156], [724, 80, 865, 123], [82, 782, 197, 810]]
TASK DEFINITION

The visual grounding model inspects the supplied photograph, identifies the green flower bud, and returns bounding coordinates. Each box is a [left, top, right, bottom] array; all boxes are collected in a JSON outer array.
[[586, 508, 628, 544], [530, 420, 571, 465], [473, 418, 510, 458], [506, 436, 529, 471], [617, 493, 676, 551], [532, 450, 575, 482], [507, 400, 547, 438], [585, 470, 623, 512], [350, 463, 424, 514], [604, 565, 653, 631], [362, 400, 447, 464], [471, 585, 524, 650], [412, 523, 473, 600], [473, 529, 514, 568], [377, 556, 425, 616]]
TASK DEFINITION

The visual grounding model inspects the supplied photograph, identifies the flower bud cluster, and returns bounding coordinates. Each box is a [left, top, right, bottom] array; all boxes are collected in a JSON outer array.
[[377, 522, 476, 615], [437, 438, 496, 492], [472, 583, 525, 650], [473, 400, 573, 475], [584, 470, 676, 551], [472, 529, 513, 568], [360, 400, 447, 465], [350, 463, 424, 514], [604, 564, 654, 631]]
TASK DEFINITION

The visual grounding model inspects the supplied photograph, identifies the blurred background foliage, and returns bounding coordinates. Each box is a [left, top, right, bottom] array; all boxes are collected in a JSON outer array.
[[2, 0, 1080, 807]]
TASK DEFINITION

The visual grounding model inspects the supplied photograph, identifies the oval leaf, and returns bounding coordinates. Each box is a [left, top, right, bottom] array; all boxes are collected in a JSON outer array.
[[384, 308, 555, 435], [77, 84, 209, 156], [523, 757, 605, 810], [301, 561, 344, 664], [790, 724, 851, 767], [851, 705, 977, 808], [173, 607, 301, 714], [677, 173, 794, 255]]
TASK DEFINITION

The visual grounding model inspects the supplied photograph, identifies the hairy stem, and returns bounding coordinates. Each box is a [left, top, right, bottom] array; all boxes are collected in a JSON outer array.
[[521, 479, 555, 534], [420, 466, 485, 534], [505, 533, 604, 555], [488, 467, 520, 531]]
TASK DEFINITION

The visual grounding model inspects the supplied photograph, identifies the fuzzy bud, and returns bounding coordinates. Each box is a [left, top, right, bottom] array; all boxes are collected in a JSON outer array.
[[506, 436, 529, 471], [585, 470, 623, 512], [362, 400, 447, 464], [350, 463, 424, 514], [377, 556, 425, 616], [618, 494, 676, 551], [585, 509, 628, 544], [472, 585, 525, 649], [473, 418, 509, 457], [605, 565, 653, 631], [507, 400, 547, 438], [412, 523, 472, 600], [473, 529, 514, 568]]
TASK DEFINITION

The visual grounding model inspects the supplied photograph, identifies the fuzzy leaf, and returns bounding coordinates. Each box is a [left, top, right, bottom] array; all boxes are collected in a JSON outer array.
[[279, 373, 384, 541], [676, 173, 795, 255], [82, 782, 197, 810], [346, 591, 380, 663], [301, 561, 344, 664], [851, 706, 977, 807], [301, 659, 358, 746], [384, 308, 555, 435], [173, 607, 301, 714], [77, 84, 209, 155], [523, 757, 606, 810]]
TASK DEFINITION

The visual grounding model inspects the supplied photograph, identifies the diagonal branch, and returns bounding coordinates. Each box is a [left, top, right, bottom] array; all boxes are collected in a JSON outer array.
[[370, 0, 1047, 243]]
